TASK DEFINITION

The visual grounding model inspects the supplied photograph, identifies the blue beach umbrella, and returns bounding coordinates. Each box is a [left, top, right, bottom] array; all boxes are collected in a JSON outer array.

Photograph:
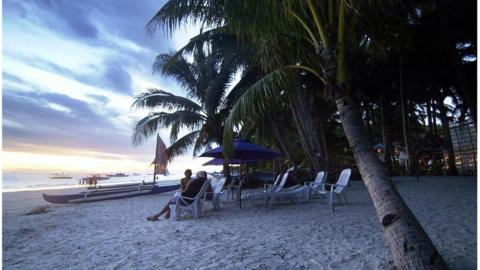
[[199, 139, 282, 207], [202, 158, 262, 166], [199, 139, 282, 160]]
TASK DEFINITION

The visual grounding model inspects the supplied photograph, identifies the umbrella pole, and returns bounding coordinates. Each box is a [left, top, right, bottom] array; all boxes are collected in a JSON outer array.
[[239, 165, 242, 208], [272, 159, 275, 182]]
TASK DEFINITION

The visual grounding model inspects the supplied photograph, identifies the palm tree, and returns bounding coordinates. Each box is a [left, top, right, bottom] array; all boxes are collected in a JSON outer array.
[[132, 47, 240, 160], [146, 1, 448, 268]]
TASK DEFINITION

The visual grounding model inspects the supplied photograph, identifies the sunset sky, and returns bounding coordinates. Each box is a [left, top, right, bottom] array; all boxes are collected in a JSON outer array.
[[2, 0, 214, 173]]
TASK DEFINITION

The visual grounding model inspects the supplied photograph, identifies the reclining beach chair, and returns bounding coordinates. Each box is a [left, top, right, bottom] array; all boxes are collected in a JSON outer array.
[[266, 171, 310, 208], [263, 174, 282, 193], [244, 167, 293, 204], [205, 177, 227, 210], [306, 171, 328, 199], [261, 167, 312, 208], [321, 168, 351, 210], [174, 179, 211, 220]]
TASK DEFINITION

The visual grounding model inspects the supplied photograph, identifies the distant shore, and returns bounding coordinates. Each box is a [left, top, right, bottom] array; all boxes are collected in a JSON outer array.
[[3, 176, 476, 269]]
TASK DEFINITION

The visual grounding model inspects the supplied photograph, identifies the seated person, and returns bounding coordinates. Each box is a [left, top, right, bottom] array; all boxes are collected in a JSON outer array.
[[180, 169, 193, 192], [147, 170, 208, 221]]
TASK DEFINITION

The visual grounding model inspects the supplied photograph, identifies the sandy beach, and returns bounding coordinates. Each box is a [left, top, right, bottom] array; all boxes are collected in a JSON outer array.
[[3, 176, 476, 269]]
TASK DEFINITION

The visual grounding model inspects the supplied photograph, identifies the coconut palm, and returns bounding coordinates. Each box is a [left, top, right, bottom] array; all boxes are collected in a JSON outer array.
[[146, 1, 449, 268], [132, 47, 240, 160]]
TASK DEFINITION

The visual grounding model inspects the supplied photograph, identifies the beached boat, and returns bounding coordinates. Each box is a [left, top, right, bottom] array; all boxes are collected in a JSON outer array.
[[42, 183, 180, 204], [49, 173, 73, 179], [106, 173, 129, 177]]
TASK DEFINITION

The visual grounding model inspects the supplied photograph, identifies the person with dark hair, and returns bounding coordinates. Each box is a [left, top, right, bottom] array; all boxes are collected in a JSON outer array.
[[147, 170, 207, 221], [180, 169, 192, 191]]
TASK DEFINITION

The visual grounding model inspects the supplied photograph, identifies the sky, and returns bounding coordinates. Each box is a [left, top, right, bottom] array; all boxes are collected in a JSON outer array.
[[2, 0, 217, 174]]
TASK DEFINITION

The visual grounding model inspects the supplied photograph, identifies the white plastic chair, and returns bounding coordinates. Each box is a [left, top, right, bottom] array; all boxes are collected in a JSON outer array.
[[266, 168, 309, 208], [174, 179, 211, 220], [206, 177, 226, 210], [226, 176, 244, 200], [307, 171, 328, 198], [243, 167, 294, 205], [321, 168, 351, 210], [263, 174, 282, 193]]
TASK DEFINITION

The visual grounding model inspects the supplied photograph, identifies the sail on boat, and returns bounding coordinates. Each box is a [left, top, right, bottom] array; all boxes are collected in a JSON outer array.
[[152, 134, 169, 182]]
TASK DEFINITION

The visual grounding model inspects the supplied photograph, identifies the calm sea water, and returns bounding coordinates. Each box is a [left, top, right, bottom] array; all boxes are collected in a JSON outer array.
[[2, 172, 184, 192]]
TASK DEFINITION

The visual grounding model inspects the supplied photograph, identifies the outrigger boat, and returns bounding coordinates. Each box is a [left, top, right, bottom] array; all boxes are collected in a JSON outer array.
[[42, 182, 179, 204], [42, 134, 177, 204]]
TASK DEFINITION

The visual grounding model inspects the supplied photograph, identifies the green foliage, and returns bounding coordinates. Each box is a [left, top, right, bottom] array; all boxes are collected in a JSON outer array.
[[146, 0, 476, 173], [132, 46, 241, 161]]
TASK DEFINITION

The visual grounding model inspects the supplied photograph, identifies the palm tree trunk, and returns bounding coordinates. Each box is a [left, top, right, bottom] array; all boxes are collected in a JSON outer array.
[[287, 87, 322, 171], [399, 57, 415, 175], [437, 99, 458, 176], [313, 1, 446, 266], [288, 94, 318, 169], [427, 98, 433, 134], [295, 84, 324, 170], [223, 164, 231, 183], [333, 88, 447, 269], [380, 90, 393, 176], [432, 100, 438, 136], [317, 113, 330, 169], [268, 115, 293, 161], [364, 101, 373, 140]]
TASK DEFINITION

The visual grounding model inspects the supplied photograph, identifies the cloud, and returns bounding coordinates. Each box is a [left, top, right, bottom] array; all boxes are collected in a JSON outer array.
[[87, 94, 109, 104], [2, 0, 27, 18], [103, 61, 133, 95], [20, 0, 99, 40], [2, 91, 117, 148], [3, 0, 205, 172], [3, 72, 26, 85]]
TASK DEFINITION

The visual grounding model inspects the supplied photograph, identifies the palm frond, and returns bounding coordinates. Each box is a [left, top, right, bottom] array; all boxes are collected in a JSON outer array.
[[152, 54, 199, 96], [132, 88, 203, 113], [223, 67, 295, 154], [145, 0, 226, 38], [192, 125, 210, 156], [166, 130, 201, 161], [223, 67, 261, 109], [132, 111, 204, 146]]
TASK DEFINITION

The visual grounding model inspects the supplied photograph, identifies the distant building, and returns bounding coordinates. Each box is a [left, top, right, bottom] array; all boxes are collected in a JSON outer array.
[[449, 121, 477, 175]]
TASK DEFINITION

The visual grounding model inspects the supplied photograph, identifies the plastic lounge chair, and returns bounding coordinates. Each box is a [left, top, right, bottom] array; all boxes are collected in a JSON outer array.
[[266, 168, 310, 207], [263, 174, 282, 193], [244, 167, 294, 204], [205, 177, 227, 210], [321, 168, 351, 210], [306, 171, 328, 199], [173, 179, 211, 220]]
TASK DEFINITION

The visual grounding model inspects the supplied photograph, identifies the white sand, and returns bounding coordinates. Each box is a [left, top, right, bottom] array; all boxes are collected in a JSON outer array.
[[3, 176, 476, 269]]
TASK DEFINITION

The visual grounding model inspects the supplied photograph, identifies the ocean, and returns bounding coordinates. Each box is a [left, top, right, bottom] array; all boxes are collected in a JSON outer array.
[[2, 172, 184, 192]]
